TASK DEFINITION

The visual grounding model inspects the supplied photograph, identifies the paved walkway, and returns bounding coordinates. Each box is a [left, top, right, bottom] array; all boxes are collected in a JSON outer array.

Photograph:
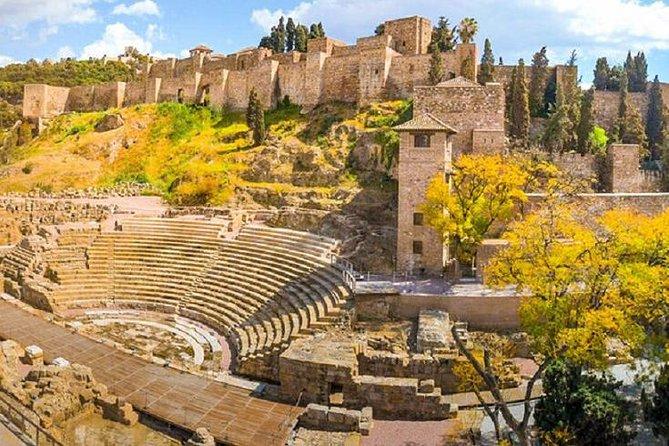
[[0, 301, 301, 446]]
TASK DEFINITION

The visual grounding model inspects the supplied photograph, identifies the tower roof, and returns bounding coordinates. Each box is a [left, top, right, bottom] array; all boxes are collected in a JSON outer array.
[[393, 113, 458, 133], [190, 44, 213, 53], [436, 76, 481, 88]]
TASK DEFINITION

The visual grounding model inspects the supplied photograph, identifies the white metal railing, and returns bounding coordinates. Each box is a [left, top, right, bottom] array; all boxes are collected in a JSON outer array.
[[329, 253, 356, 291]]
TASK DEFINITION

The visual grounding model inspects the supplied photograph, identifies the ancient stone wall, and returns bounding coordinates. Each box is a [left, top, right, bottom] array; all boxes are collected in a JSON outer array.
[[355, 293, 521, 331], [593, 91, 648, 132], [413, 81, 505, 157], [552, 152, 599, 186], [23, 16, 483, 121]]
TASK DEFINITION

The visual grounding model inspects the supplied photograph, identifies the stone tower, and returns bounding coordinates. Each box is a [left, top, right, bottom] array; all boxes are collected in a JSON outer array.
[[382, 16, 432, 55], [394, 114, 457, 276]]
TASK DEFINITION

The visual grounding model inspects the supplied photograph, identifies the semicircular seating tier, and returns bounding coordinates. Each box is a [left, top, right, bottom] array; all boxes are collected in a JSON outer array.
[[11, 217, 352, 372]]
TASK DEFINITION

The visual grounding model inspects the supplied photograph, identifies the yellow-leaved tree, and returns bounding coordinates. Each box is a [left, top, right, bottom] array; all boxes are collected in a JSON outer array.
[[452, 202, 669, 445], [420, 154, 529, 266]]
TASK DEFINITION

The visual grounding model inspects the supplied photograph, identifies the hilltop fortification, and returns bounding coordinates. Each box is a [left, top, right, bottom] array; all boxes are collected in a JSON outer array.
[[22, 16, 575, 127]]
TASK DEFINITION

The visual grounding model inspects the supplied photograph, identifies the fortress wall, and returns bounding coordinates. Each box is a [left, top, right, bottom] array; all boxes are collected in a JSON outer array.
[[270, 51, 303, 65], [92, 82, 125, 110], [149, 58, 176, 78], [199, 69, 228, 108], [358, 47, 395, 104], [332, 45, 359, 58], [277, 61, 307, 105], [174, 57, 198, 78], [593, 91, 648, 132], [201, 58, 228, 73], [472, 129, 506, 154], [123, 80, 146, 106], [23, 84, 70, 119], [224, 60, 278, 110], [552, 152, 598, 185], [414, 83, 505, 157], [321, 53, 360, 104], [236, 48, 272, 71], [307, 37, 347, 55], [386, 54, 431, 98], [66, 85, 95, 112]]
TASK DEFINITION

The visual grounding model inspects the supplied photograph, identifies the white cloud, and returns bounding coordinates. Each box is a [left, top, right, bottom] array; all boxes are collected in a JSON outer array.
[[145, 23, 165, 41], [112, 0, 159, 17], [81, 22, 153, 59], [250, 2, 314, 32], [0, 0, 97, 28], [56, 46, 76, 59], [531, 0, 669, 50], [0, 55, 15, 67]]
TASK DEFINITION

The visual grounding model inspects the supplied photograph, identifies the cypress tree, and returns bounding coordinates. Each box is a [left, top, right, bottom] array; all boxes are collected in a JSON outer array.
[[478, 38, 495, 84], [593, 57, 610, 91], [577, 88, 595, 154], [498, 57, 504, 65], [646, 75, 665, 158], [295, 25, 309, 52], [431, 17, 456, 51], [634, 52, 648, 92], [247, 89, 266, 146], [317, 22, 325, 37], [428, 43, 444, 85], [624, 51, 636, 92], [374, 23, 385, 36], [567, 49, 577, 67], [543, 89, 572, 154], [622, 103, 647, 148], [309, 24, 319, 39], [276, 17, 286, 53], [614, 74, 629, 141], [259, 35, 273, 50], [509, 59, 530, 143], [528, 46, 549, 117], [286, 18, 296, 52]]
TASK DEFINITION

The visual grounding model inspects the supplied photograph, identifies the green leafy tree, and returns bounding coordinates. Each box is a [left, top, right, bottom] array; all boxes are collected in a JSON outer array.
[[259, 35, 273, 50], [431, 17, 456, 51], [509, 59, 530, 143], [478, 38, 495, 84], [295, 25, 309, 52], [374, 23, 385, 36], [246, 89, 265, 146], [470, 205, 669, 445], [615, 76, 647, 149], [644, 364, 669, 439], [589, 126, 609, 156], [593, 57, 610, 91], [457, 17, 478, 44], [529, 46, 549, 117], [317, 22, 325, 37], [535, 359, 637, 445], [428, 43, 444, 85], [286, 18, 296, 52], [577, 88, 595, 155], [646, 75, 665, 159], [0, 100, 20, 130]]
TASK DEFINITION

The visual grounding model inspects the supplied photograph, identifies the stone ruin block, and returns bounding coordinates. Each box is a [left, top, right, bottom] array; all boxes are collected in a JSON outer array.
[[299, 403, 372, 435], [416, 310, 455, 354], [25, 345, 44, 366]]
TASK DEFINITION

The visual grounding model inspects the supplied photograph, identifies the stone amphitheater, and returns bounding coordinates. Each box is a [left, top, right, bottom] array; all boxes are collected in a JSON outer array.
[[0, 191, 536, 445]]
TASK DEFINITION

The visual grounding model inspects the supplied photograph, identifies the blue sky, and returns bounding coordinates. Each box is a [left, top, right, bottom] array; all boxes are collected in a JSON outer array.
[[1, 0, 669, 85]]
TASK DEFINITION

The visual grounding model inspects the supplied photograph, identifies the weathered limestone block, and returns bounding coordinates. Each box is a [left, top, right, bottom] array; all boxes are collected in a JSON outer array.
[[416, 310, 455, 354], [96, 395, 139, 426], [25, 345, 44, 366], [299, 403, 372, 434], [187, 427, 216, 446]]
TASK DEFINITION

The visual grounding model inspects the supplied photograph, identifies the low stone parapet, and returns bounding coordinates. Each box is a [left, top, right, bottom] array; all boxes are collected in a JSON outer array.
[[298, 403, 372, 435]]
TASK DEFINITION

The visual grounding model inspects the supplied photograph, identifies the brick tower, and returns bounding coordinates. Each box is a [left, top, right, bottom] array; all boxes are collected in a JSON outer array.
[[394, 114, 457, 275]]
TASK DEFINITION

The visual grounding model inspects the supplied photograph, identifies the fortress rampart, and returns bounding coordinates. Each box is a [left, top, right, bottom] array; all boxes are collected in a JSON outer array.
[[21, 15, 578, 126]]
